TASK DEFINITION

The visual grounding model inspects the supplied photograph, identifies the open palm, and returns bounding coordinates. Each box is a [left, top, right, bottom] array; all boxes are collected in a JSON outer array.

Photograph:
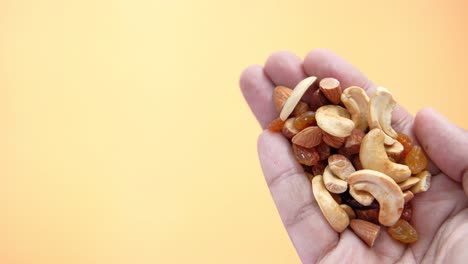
[[240, 49, 468, 263]]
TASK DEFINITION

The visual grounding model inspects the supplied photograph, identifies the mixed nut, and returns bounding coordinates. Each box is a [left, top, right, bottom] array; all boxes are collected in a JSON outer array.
[[267, 77, 431, 247]]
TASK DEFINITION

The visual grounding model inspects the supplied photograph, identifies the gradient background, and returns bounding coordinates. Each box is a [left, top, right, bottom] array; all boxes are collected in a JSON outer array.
[[2, 0, 467, 263]]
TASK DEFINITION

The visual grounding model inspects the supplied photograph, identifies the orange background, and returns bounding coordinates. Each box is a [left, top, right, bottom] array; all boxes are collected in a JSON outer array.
[[2, 0, 467, 263]]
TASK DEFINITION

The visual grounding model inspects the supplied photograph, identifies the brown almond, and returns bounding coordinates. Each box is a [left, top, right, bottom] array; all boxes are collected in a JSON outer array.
[[316, 142, 331, 161], [292, 126, 322, 148], [319, 77, 342, 104], [282, 118, 299, 139], [273, 86, 310, 116], [328, 154, 356, 180], [343, 129, 365, 155], [350, 219, 381, 247], [310, 89, 329, 111], [355, 208, 380, 224], [322, 132, 345, 148]]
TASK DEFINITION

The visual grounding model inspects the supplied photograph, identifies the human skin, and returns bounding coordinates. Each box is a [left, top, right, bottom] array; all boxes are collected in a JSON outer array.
[[239, 49, 468, 263]]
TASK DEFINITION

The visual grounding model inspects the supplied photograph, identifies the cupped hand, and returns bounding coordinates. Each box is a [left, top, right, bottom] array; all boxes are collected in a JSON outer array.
[[239, 49, 468, 263]]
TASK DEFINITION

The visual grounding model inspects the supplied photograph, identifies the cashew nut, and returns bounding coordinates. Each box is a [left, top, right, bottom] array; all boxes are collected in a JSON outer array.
[[398, 177, 421, 191], [403, 190, 414, 203], [312, 175, 350, 232], [368, 87, 398, 145], [349, 186, 374, 206], [280, 76, 317, 121], [410, 170, 431, 194], [328, 154, 356, 180], [341, 86, 370, 131], [323, 166, 348, 193], [360, 128, 411, 183], [347, 170, 404, 226], [385, 140, 404, 157], [316, 105, 355, 137]]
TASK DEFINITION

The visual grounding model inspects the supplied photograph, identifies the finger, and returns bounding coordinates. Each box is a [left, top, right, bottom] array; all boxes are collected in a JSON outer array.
[[304, 49, 439, 174], [264, 51, 308, 88], [258, 130, 337, 263], [239, 65, 277, 128], [414, 108, 468, 193]]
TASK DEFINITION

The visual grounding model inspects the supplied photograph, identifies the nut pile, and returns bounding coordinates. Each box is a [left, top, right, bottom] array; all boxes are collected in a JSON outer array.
[[267, 76, 431, 247]]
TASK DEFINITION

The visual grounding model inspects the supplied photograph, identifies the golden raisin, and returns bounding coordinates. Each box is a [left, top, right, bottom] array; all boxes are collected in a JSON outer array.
[[293, 111, 316, 131], [387, 219, 418, 243], [292, 144, 320, 166], [267, 117, 285, 132], [397, 133, 413, 158], [404, 146, 428, 174]]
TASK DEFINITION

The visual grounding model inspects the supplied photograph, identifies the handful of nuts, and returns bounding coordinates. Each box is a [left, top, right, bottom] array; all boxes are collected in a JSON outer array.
[[267, 76, 430, 247]]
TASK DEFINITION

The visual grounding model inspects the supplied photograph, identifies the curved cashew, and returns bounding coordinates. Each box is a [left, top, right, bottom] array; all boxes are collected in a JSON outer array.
[[347, 170, 404, 226], [312, 175, 350, 232], [341, 86, 370, 131], [328, 154, 356, 180], [360, 128, 411, 183], [323, 166, 348, 193], [316, 105, 355, 137], [368, 87, 398, 145], [410, 170, 431, 194], [349, 186, 374, 206], [280, 76, 317, 120], [385, 140, 404, 158], [398, 177, 420, 191]]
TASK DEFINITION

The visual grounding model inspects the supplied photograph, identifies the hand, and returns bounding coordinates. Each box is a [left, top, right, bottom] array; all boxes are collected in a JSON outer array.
[[239, 49, 468, 263]]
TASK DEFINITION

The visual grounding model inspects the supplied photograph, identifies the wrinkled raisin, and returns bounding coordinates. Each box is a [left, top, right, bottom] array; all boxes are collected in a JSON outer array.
[[293, 111, 316, 130], [292, 144, 320, 166], [267, 117, 285, 132], [388, 219, 418, 243], [404, 146, 428, 174]]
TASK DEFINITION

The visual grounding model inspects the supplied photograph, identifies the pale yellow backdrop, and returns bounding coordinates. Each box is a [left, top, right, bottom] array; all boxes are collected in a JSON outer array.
[[2, 0, 467, 263]]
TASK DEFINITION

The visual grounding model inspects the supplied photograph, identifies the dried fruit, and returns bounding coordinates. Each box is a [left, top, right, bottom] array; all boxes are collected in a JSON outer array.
[[282, 118, 299, 138], [397, 133, 413, 158], [292, 144, 320, 166], [267, 117, 285, 132], [387, 219, 418, 243], [404, 146, 428, 174], [352, 156, 363, 170], [294, 111, 317, 130]]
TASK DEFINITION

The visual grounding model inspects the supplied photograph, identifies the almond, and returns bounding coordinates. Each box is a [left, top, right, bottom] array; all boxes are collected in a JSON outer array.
[[310, 89, 329, 111], [273, 86, 292, 112], [350, 219, 381, 247], [355, 208, 379, 224], [322, 131, 345, 148], [282, 118, 299, 139], [319, 77, 342, 104], [292, 126, 322, 148], [342, 129, 365, 155], [273, 86, 310, 116]]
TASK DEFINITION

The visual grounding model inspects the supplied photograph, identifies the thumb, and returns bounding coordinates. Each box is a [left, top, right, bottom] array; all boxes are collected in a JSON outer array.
[[414, 107, 468, 195]]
